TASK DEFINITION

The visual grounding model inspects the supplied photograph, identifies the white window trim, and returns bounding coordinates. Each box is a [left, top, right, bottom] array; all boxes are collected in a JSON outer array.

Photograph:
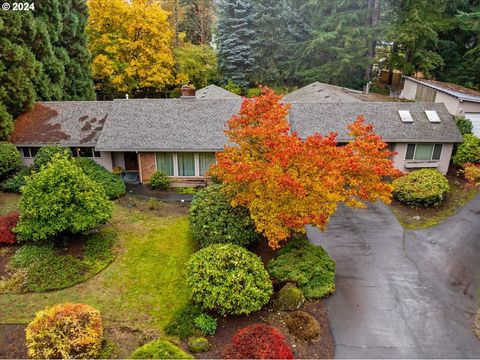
[[405, 144, 442, 161]]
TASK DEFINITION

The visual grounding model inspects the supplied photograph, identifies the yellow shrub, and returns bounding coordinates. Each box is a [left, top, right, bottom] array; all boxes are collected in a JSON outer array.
[[463, 163, 480, 188], [26, 303, 103, 359]]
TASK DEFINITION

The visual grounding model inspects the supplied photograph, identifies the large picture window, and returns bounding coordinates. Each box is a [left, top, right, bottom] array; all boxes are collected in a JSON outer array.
[[71, 147, 101, 158], [199, 152, 216, 176], [177, 152, 195, 176], [156, 152, 174, 176], [405, 144, 442, 161]]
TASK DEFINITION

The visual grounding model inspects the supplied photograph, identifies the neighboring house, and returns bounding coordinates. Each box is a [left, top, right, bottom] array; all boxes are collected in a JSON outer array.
[[9, 85, 463, 185], [282, 82, 362, 103], [195, 84, 242, 100], [402, 76, 480, 136]]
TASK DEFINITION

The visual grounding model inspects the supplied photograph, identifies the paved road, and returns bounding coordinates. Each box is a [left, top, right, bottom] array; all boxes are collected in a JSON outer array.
[[307, 195, 480, 358]]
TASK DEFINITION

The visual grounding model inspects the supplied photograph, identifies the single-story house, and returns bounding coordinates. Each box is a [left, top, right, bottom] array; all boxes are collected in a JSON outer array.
[[9, 85, 463, 184], [402, 76, 480, 136]]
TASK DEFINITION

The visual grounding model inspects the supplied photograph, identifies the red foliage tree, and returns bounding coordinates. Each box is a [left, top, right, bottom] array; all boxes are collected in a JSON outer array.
[[210, 87, 401, 248], [0, 211, 19, 244], [223, 323, 294, 359]]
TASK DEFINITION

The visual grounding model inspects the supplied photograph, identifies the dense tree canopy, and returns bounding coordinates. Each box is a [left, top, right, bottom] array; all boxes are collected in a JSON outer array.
[[175, 44, 219, 89]]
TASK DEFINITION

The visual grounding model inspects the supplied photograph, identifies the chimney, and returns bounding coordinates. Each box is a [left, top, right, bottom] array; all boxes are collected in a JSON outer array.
[[180, 84, 196, 99]]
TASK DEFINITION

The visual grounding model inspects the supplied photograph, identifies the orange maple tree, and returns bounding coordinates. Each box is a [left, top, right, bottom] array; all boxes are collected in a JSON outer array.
[[209, 87, 401, 249]]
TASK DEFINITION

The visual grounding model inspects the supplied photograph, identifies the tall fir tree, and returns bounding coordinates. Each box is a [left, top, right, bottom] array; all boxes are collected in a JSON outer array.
[[179, 0, 214, 44], [216, 0, 257, 89]]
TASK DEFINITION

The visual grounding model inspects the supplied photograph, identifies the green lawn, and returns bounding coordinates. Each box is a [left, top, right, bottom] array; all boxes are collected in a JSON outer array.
[[0, 199, 195, 334]]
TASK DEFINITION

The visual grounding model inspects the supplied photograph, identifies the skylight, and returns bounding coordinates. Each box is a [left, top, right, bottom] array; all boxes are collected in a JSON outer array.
[[398, 110, 414, 123], [425, 110, 441, 123]]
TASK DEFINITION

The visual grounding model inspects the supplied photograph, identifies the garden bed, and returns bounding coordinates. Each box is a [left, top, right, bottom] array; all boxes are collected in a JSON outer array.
[[390, 172, 478, 230]]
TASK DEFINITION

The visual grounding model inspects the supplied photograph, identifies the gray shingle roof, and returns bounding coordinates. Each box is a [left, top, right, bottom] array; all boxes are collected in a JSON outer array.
[[196, 85, 242, 100], [289, 102, 463, 143], [282, 82, 362, 103], [9, 101, 113, 146], [95, 99, 241, 151]]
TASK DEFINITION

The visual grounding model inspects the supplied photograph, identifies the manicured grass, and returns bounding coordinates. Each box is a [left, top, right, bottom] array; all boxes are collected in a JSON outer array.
[[390, 181, 478, 230], [0, 192, 20, 216], [0, 203, 195, 333]]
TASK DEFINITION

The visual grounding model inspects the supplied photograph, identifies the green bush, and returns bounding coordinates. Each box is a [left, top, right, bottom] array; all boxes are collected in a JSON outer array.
[[33, 146, 72, 169], [454, 115, 473, 135], [285, 310, 321, 341], [0, 142, 21, 179], [187, 337, 210, 353], [187, 244, 273, 316], [453, 134, 480, 166], [130, 339, 193, 359], [164, 302, 203, 339], [14, 155, 113, 243], [194, 313, 217, 336], [75, 157, 126, 199], [392, 169, 450, 207], [189, 184, 259, 248], [1, 166, 33, 193], [275, 283, 305, 311], [149, 170, 170, 190], [267, 236, 335, 299]]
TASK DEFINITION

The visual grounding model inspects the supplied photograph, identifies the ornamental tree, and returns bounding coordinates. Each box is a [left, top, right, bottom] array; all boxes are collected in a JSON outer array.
[[15, 155, 112, 242], [209, 87, 400, 249]]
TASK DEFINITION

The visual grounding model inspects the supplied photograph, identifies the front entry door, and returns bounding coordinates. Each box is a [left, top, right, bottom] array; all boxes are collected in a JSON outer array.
[[124, 152, 139, 171]]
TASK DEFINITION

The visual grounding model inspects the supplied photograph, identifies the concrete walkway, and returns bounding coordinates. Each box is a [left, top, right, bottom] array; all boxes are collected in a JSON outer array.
[[307, 196, 480, 358]]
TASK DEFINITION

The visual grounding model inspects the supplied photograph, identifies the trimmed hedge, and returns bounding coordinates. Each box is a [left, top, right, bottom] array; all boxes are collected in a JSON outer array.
[[223, 323, 293, 359], [75, 157, 126, 199], [187, 244, 273, 315], [267, 236, 335, 299], [25, 303, 103, 359], [453, 134, 480, 166], [130, 339, 193, 359], [392, 169, 449, 207], [33, 146, 72, 169], [189, 184, 259, 248], [0, 142, 21, 179], [150, 170, 170, 190]]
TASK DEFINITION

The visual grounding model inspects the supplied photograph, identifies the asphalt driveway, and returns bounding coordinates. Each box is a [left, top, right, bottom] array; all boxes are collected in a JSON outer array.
[[307, 194, 480, 358]]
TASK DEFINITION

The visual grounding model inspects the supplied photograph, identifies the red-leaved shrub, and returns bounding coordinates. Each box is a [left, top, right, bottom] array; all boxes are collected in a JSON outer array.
[[0, 211, 19, 244], [223, 323, 294, 359]]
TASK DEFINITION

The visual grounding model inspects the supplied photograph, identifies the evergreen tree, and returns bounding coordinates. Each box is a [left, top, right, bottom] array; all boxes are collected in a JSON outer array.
[[179, 0, 214, 44], [216, 0, 257, 89]]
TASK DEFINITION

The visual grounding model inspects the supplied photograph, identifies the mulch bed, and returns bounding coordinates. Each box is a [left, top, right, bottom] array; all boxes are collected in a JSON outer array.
[[0, 246, 17, 279], [116, 196, 189, 217], [0, 325, 28, 359], [191, 300, 334, 359]]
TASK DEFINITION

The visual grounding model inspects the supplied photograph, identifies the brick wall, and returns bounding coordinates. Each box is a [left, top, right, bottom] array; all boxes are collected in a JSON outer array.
[[139, 152, 156, 183]]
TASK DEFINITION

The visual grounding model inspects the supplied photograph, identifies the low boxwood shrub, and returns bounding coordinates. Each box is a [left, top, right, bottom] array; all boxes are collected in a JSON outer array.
[[1, 166, 33, 193], [150, 170, 170, 190], [189, 184, 259, 248], [285, 310, 321, 341], [187, 337, 210, 353], [275, 283, 304, 311], [33, 146, 72, 169], [267, 236, 335, 299], [0, 142, 21, 179], [194, 313, 217, 336], [0, 211, 19, 244], [187, 244, 273, 316], [392, 169, 450, 207], [76, 157, 126, 199], [25, 303, 103, 359], [453, 134, 480, 166], [164, 302, 203, 339], [130, 339, 193, 359], [223, 323, 293, 359]]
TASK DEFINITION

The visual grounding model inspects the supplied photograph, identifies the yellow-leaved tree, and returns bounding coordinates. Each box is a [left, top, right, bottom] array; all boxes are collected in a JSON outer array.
[[87, 0, 177, 97]]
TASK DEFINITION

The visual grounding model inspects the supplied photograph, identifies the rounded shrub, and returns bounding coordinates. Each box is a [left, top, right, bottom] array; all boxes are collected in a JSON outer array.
[[25, 303, 103, 359], [392, 169, 450, 207], [150, 170, 170, 190], [194, 313, 217, 336], [453, 134, 480, 166], [267, 236, 335, 299], [189, 184, 259, 248], [223, 323, 293, 359], [187, 337, 210, 353], [187, 244, 273, 316], [463, 163, 480, 188], [285, 311, 321, 341], [276, 283, 305, 311], [0, 141, 21, 179], [130, 339, 193, 359], [75, 157, 126, 199], [33, 145, 72, 169]]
